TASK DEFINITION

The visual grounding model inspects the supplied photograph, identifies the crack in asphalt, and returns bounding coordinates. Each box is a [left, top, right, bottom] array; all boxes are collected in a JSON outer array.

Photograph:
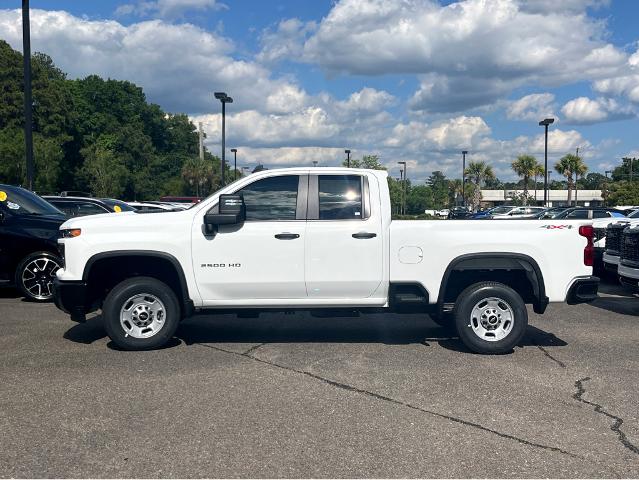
[[242, 343, 266, 355], [196, 342, 580, 459], [536, 346, 567, 368], [573, 377, 639, 455]]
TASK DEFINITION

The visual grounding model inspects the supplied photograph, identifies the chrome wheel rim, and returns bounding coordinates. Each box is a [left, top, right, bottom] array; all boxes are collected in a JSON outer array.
[[21, 257, 61, 300], [119, 293, 166, 339], [469, 297, 514, 342]]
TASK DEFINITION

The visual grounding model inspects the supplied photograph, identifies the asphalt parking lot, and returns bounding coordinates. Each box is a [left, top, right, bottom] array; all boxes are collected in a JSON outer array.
[[1, 278, 638, 478]]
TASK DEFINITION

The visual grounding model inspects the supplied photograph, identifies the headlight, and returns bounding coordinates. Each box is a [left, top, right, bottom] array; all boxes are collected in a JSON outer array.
[[61, 228, 81, 238]]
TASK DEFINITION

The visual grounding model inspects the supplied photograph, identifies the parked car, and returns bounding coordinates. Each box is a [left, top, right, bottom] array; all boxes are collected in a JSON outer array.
[[537, 206, 571, 219], [553, 207, 626, 220], [469, 207, 498, 219], [0, 184, 66, 301], [447, 206, 472, 219], [159, 196, 202, 205], [436, 208, 450, 218], [127, 202, 175, 212], [488, 206, 547, 219], [43, 196, 135, 217], [55, 167, 598, 354]]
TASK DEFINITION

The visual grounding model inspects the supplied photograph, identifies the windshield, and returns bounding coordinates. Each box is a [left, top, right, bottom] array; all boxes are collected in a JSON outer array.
[[100, 199, 135, 212], [628, 209, 639, 218], [0, 186, 64, 216]]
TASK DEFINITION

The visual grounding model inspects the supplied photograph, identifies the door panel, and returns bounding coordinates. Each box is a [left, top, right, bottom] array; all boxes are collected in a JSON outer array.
[[192, 175, 307, 302], [305, 174, 383, 299]]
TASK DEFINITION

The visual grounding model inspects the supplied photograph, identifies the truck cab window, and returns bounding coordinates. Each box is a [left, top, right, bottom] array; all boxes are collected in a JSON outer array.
[[318, 175, 362, 220], [237, 175, 298, 221]]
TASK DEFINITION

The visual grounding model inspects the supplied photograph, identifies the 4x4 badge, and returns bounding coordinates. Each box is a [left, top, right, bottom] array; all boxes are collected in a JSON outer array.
[[539, 225, 573, 229]]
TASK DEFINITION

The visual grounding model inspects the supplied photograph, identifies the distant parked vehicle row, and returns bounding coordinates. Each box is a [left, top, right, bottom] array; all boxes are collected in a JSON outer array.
[[44, 196, 135, 217]]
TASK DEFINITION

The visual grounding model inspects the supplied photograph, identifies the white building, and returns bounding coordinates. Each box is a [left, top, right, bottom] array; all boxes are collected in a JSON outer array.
[[480, 189, 603, 207]]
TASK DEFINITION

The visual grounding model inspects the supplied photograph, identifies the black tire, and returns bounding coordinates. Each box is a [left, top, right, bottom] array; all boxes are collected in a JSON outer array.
[[453, 281, 527, 354], [15, 251, 62, 302], [103, 276, 181, 350]]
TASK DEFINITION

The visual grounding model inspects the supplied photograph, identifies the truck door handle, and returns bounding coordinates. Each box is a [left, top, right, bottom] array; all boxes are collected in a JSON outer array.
[[274, 233, 300, 240], [352, 232, 377, 239]]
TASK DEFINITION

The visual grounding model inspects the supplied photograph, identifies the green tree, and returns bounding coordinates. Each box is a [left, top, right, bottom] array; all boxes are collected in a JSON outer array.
[[607, 181, 639, 206], [181, 157, 213, 197], [554, 153, 588, 206], [464, 161, 494, 210], [577, 172, 607, 190], [511, 154, 540, 205], [406, 184, 432, 214], [343, 154, 386, 170], [427, 171, 449, 208], [80, 135, 128, 197]]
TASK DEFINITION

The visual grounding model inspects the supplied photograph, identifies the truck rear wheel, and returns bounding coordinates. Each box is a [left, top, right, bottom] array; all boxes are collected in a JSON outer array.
[[103, 276, 181, 350], [454, 282, 527, 354]]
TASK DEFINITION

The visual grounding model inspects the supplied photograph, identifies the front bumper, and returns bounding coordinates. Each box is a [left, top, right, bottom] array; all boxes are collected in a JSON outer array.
[[603, 252, 620, 271], [566, 276, 599, 305], [53, 278, 90, 322]]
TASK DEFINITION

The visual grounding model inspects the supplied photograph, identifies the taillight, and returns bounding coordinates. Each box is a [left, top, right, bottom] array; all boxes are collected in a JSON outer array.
[[579, 225, 594, 266]]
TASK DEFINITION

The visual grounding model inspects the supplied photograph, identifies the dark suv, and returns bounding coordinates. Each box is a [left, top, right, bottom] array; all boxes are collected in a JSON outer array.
[[43, 196, 135, 217], [0, 185, 66, 301]]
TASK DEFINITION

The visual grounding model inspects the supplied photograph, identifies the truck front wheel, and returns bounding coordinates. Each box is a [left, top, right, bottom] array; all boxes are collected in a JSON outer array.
[[103, 277, 181, 350], [454, 282, 527, 354]]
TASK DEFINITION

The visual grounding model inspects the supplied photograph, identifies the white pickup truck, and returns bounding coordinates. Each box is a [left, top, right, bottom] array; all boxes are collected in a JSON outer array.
[[54, 168, 598, 354]]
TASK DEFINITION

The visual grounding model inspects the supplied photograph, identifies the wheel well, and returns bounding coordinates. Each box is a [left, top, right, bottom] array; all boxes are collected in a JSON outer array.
[[84, 254, 187, 312], [443, 269, 535, 303], [439, 255, 545, 311]]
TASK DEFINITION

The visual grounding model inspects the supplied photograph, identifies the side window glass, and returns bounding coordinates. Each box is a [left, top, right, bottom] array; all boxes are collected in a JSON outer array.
[[318, 175, 362, 220], [567, 210, 588, 219], [236, 175, 298, 221], [77, 203, 109, 216], [593, 210, 608, 218]]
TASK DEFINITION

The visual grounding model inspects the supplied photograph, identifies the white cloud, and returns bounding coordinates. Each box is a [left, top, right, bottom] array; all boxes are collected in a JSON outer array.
[[0, 9, 299, 114], [257, 18, 316, 65], [506, 93, 556, 121], [300, 0, 625, 113], [561, 96, 634, 124], [115, 0, 227, 18]]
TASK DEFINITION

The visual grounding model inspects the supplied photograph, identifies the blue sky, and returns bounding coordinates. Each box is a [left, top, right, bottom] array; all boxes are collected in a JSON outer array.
[[2, 0, 639, 182]]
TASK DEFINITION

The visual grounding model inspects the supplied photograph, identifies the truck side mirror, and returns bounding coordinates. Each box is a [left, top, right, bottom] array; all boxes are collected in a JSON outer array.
[[203, 194, 246, 234]]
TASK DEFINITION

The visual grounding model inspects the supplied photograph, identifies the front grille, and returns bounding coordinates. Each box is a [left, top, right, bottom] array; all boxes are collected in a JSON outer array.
[[605, 223, 627, 255], [620, 228, 639, 266]]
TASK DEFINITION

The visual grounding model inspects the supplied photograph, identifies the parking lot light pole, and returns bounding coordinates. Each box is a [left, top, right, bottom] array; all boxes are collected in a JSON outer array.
[[231, 148, 237, 181], [345, 149, 351, 168], [22, 0, 34, 190], [214, 92, 233, 187], [398, 161, 407, 215], [461, 151, 468, 207], [539, 118, 554, 207]]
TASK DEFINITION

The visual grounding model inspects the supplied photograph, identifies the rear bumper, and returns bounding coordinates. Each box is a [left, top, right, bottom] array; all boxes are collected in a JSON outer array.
[[566, 276, 599, 305], [53, 278, 90, 322]]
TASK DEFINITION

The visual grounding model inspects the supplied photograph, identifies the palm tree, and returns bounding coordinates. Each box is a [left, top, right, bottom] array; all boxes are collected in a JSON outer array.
[[554, 154, 588, 206], [449, 178, 462, 205], [464, 161, 495, 211], [511, 155, 539, 205], [181, 157, 213, 197]]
